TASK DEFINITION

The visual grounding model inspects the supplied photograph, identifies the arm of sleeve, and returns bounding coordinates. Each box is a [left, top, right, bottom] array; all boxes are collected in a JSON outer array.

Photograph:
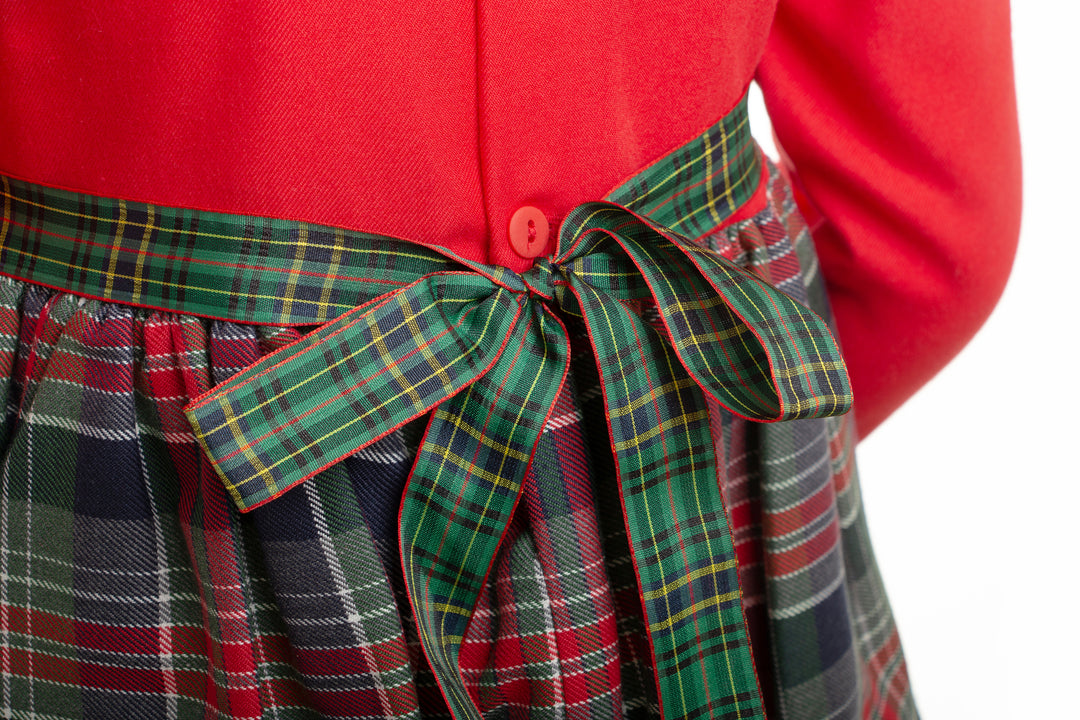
[[755, 0, 1022, 438]]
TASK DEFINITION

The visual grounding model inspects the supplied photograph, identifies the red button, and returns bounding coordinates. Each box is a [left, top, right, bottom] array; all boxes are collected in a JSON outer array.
[[508, 206, 550, 259]]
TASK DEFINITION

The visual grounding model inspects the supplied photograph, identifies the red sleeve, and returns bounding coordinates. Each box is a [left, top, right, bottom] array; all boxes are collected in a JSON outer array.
[[755, 0, 1022, 438]]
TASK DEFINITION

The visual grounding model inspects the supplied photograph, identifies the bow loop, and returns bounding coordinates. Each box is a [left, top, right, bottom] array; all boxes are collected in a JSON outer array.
[[184, 271, 525, 512], [675, 241, 853, 419], [559, 202, 852, 422]]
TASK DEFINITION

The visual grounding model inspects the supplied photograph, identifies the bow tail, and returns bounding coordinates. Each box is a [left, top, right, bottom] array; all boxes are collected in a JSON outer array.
[[568, 277, 767, 720], [399, 302, 569, 720]]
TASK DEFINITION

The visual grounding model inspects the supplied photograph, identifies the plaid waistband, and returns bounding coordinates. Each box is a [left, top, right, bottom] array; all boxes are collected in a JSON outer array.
[[0, 93, 853, 720], [0, 94, 760, 328]]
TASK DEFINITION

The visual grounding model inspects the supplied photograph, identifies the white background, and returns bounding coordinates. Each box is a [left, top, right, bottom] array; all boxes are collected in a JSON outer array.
[[748, 5, 1077, 718]]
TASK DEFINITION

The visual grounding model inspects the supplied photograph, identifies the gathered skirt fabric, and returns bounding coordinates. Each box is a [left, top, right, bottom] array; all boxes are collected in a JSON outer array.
[[0, 162, 916, 719]]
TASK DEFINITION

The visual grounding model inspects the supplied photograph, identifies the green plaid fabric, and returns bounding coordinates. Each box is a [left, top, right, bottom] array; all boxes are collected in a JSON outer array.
[[0, 90, 916, 720], [0, 175, 458, 327]]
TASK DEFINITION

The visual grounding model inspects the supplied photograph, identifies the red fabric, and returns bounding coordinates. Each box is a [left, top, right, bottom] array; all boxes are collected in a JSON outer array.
[[0, 0, 1020, 433], [756, 0, 1022, 435], [0, 0, 772, 267]]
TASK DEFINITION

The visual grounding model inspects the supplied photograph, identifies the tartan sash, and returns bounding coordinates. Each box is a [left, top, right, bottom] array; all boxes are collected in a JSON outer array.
[[182, 200, 852, 720]]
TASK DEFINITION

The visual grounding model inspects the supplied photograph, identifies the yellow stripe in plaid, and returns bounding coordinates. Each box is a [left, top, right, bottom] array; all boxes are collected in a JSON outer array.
[[646, 590, 744, 634], [132, 204, 155, 305], [102, 198, 127, 299], [218, 394, 280, 503]]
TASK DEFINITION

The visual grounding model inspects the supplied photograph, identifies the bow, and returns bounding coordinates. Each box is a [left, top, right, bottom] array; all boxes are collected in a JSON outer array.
[[185, 201, 851, 720]]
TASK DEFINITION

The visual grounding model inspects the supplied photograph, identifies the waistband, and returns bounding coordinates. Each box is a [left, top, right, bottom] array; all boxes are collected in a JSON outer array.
[[0, 94, 762, 327]]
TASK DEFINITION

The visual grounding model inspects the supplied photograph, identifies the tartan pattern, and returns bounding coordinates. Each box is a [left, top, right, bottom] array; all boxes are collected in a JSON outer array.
[[184, 273, 526, 510], [183, 203, 851, 512], [0, 90, 918, 720], [398, 300, 568, 720], [560, 204, 850, 420], [567, 272, 761, 720], [179, 193, 851, 720], [0, 290, 429, 718], [180, 193, 850, 720], [0, 175, 460, 327], [458, 378, 623, 719]]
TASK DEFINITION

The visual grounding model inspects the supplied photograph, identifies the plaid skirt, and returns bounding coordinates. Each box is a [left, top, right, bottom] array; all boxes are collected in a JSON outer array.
[[0, 94, 917, 719]]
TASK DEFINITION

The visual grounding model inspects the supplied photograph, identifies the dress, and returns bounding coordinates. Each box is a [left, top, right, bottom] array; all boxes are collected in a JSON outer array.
[[0, 1, 1021, 719]]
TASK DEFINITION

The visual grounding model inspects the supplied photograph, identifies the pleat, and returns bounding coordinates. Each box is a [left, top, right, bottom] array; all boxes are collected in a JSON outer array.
[[0, 277, 25, 439], [516, 379, 622, 720], [143, 311, 271, 717], [249, 463, 421, 719], [460, 518, 565, 719]]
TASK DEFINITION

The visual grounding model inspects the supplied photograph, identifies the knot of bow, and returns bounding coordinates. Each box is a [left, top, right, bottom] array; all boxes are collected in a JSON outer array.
[[185, 201, 851, 720]]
